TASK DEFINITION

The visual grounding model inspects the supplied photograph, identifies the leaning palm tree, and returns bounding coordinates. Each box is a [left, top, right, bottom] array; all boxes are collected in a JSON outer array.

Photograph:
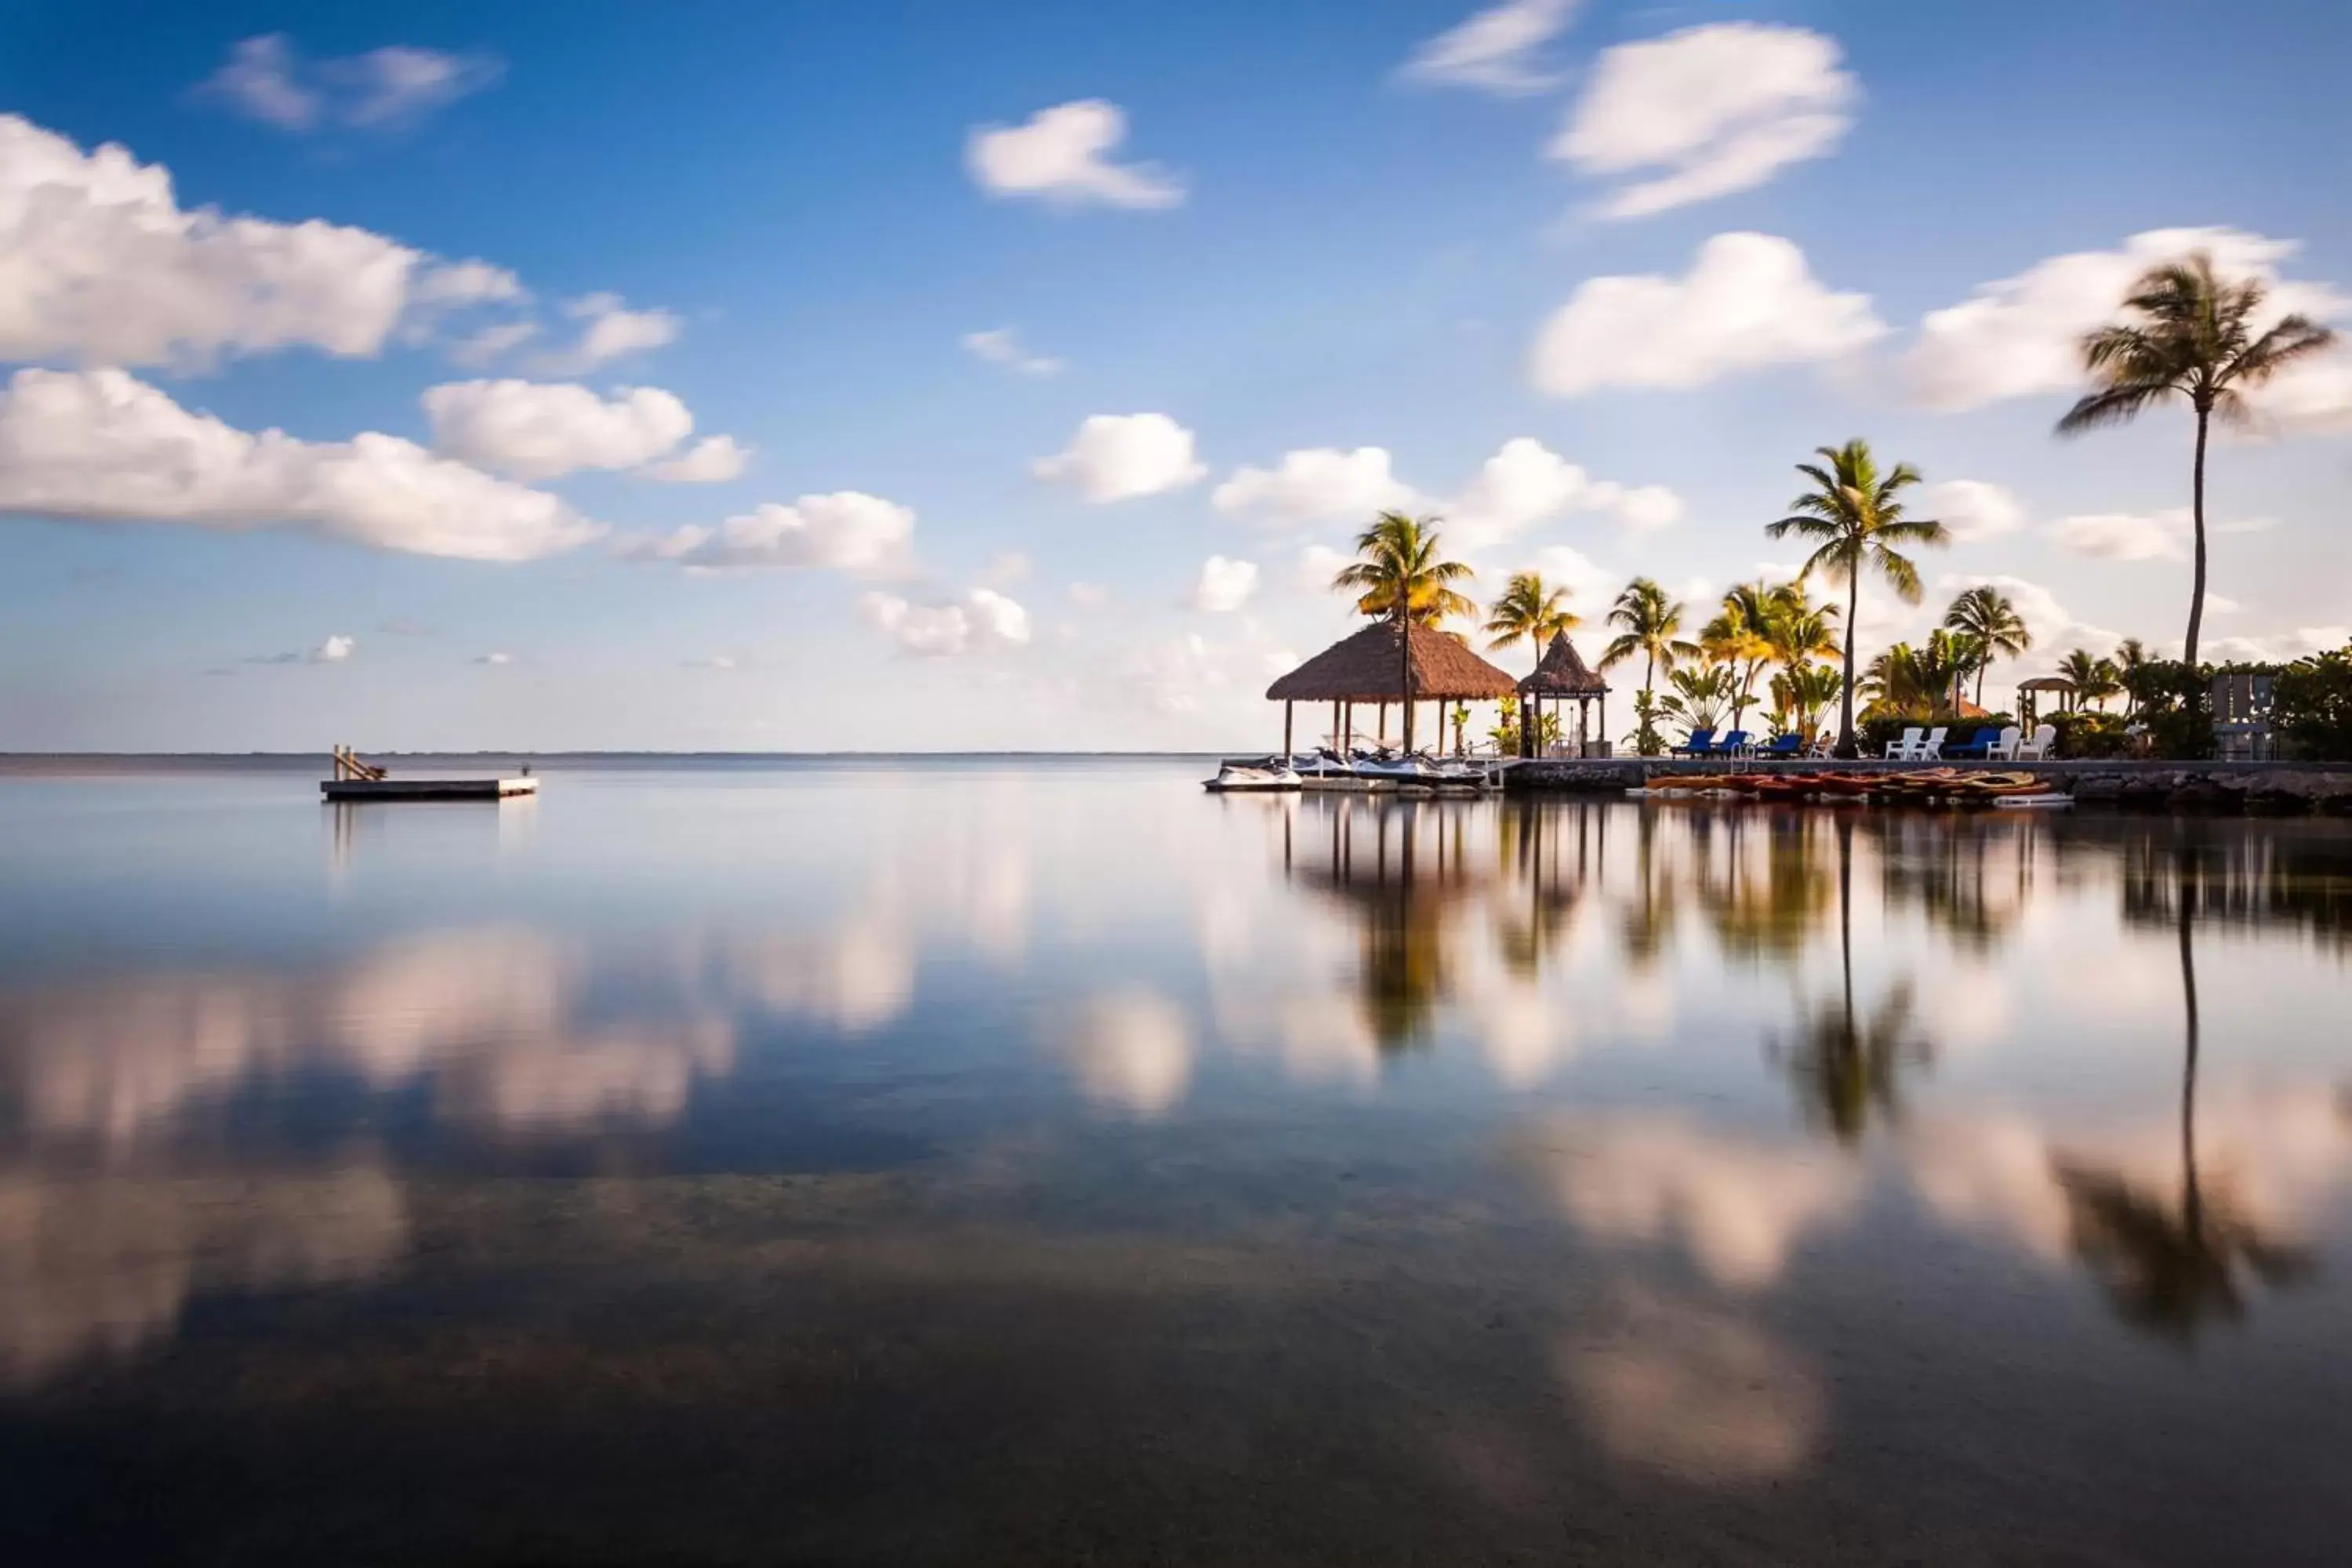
[[1332, 511, 1475, 752], [1766, 440, 1951, 756], [2056, 252, 2336, 664], [1944, 586, 2033, 710], [1482, 572, 1579, 677], [1599, 576, 1698, 721]]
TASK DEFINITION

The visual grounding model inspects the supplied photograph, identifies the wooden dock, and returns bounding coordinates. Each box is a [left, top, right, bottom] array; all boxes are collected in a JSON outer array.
[[320, 744, 537, 802], [321, 776, 538, 801]]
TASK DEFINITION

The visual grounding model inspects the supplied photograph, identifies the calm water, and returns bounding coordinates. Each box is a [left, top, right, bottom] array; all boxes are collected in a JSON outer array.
[[3, 758, 2350, 1565]]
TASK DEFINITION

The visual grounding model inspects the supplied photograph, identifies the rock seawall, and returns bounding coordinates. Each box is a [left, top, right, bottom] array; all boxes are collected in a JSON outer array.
[[1507, 759, 2352, 813]]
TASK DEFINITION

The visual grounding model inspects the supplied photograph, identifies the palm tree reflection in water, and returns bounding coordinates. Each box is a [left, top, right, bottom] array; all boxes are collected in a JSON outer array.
[[1769, 816, 1934, 1142], [2056, 841, 2316, 1341], [1291, 793, 1483, 1048]]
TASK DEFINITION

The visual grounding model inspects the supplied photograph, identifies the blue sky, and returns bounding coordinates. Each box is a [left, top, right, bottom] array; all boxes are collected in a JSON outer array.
[[2, 0, 2348, 750]]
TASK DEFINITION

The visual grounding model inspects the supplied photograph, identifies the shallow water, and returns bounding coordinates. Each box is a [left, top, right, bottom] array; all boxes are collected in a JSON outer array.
[[2, 758, 2349, 1565]]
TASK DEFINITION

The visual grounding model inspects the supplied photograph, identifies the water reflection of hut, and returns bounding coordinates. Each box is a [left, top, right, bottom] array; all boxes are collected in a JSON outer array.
[[1290, 792, 1487, 1045], [1265, 621, 1520, 755], [1517, 632, 1611, 758]]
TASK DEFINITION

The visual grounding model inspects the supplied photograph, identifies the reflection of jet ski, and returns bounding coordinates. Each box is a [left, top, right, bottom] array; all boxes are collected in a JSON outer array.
[[1203, 757, 1305, 793]]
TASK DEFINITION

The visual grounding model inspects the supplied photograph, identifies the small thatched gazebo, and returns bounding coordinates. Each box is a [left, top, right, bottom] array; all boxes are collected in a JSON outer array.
[[1265, 620, 1519, 755], [1516, 632, 1611, 758], [2016, 674, 2077, 727]]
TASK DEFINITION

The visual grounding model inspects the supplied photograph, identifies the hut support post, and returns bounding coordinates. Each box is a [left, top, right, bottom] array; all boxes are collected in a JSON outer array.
[[1283, 701, 1294, 757], [1600, 691, 1608, 757]]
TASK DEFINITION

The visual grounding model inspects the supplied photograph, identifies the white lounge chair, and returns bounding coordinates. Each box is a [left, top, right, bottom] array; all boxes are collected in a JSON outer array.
[[2016, 723, 2056, 761], [1916, 726, 1949, 760], [1984, 725, 2023, 760], [1882, 726, 1923, 760]]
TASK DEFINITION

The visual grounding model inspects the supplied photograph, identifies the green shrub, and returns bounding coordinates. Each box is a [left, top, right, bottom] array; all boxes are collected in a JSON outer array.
[[2122, 659, 2216, 760], [2273, 647, 2352, 760], [2049, 710, 2129, 758]]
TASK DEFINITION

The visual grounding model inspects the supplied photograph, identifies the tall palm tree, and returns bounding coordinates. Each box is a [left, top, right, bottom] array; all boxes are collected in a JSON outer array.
[[1599, 577, 1698, 740], [1482, 572, 1579, 676], [1766, 440, 1951, 756], [1700, 582, 1777, 731], [2056, 252, 2336, 664], [2058, 647, 2124, 712], [1332, 511, 1475, 753], [1943, 586, 2033, 710]]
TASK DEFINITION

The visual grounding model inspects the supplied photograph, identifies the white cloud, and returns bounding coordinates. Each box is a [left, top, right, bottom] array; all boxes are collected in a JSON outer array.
[[1067, 581, 1109, 608], [1526, 544, 1617, 606], [684, 655, 737, 670], [448, 320, 539, 368], [1529, 232, 1885, 395], [1190, 556, 1259, 613], [2048, 509, 2189, 563], [1033, 412, 1204, 502], [1058, 990, 1193, 1117], [646, 434, 750, 485], [1211, 446, 1412, 525], [1931, 573, 2122, 678], [474, 651, 513, 666], [1399, 0, 1580, 95], [1445, 437, 1686, 549], [250, 633, 356, 666], [1290, 543, 1352, 594], [859, 588, 1032, 657], [194, 34, 502, 132], [965, 100, 1185, 209], [1925, 480, 2026, 543], [408, 259, 524, 310], [961, 326, 1063, 376], [2205, 626, 2350, 663], [1552, 24, 1857, 220], [1904, 227, 2352, 412], [422, 380, 695, 481], [618, 493, 914, 574], [532, 292, 681, 373], [0, 113, 423, 367], [0, 368, 598, 562]]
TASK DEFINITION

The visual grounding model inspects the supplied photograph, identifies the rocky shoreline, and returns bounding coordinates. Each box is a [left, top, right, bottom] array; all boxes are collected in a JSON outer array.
[[1506, 758, 2352, 813]]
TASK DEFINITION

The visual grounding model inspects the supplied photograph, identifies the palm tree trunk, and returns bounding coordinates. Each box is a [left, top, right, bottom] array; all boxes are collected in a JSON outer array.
[[1641, 650, 1656, 755], [1838, 574, 1860, 757], [1398, 612, 1415, 753], [2185, 406, 2210, 666]]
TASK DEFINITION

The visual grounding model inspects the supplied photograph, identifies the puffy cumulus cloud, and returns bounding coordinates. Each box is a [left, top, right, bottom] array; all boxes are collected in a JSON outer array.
[[1529, 233, 1884, 395], [1399, 0, 1581, 95], [1904, 227, 2352, 413], [1924, 479, 2027, 544], [1552, 24, 1857, 220], [1210, 445, 1412, 526], [965, 100, 1184, 209], [647, 434, 750, 485], [1056, 989, 1194, 1118], [1446, 437, 1683, 550], [1033, 412, 1204, 502], [2048, 509, 2190, 563], [859, 587, 1031, 658], [1524, 544, 1617, 606], [1290, 543, 1352, 594], [0, 368, 598, 562], [194, 34, 503, 133], [0, 113, 422, 367], [532, 292, 681, 374], [961, 325, 1062, 376], [422, 380, 695, 481], [1189, 555, 1258, 613], [618, 492, 914, 574]]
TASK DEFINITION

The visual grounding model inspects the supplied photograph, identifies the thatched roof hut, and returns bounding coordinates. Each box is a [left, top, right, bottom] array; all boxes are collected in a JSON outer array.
[[1516, 632, 1609, 697], [1265, 620, 1519, 702]]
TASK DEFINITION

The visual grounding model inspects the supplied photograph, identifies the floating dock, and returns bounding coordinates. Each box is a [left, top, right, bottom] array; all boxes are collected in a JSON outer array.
[[321, 776, 538, 802]]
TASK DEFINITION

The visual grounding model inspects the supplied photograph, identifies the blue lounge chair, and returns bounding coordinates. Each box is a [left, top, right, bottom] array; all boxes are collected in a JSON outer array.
[[1945, 725, 2005, 760], [1755, 734, 1804, 760], [1706, 730, 1752, 758], [1671, 727, 1716, 758]]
